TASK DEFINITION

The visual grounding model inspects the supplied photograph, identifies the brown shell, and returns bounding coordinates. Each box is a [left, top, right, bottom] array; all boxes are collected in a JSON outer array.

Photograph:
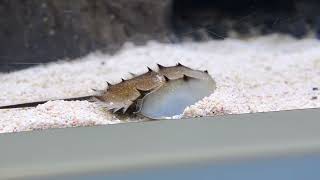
[[95, 63, 209, 114], [0, 63, 211, 116]]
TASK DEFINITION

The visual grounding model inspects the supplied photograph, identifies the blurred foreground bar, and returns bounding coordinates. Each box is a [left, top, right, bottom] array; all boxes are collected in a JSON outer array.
[[1, 108, 320, 179]]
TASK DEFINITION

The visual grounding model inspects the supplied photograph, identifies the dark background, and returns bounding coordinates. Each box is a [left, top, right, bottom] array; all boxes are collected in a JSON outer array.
[[1, 0, 320, 72]]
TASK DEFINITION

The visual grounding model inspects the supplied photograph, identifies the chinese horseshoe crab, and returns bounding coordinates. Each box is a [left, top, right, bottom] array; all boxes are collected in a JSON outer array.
[[0, 63, 216, 119]]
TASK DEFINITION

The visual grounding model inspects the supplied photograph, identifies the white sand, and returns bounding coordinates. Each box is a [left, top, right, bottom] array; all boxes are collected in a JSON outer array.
[[1, 34, 320, 133]]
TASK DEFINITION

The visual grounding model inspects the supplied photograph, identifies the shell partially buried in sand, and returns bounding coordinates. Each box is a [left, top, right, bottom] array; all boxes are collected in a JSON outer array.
[[0, 63, 216, 120], [95, 63, 216, 119]]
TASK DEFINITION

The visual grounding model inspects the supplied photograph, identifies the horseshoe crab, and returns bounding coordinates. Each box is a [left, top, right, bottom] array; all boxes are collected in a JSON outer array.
[[0, 63, 216, 119]]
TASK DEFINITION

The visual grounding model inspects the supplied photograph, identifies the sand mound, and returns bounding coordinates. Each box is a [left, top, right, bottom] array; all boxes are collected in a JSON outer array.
[[1, 34, 320, 133]]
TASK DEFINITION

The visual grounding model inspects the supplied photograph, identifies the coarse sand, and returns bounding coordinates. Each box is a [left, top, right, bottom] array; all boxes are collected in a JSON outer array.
[[1, 34, 320, 133]]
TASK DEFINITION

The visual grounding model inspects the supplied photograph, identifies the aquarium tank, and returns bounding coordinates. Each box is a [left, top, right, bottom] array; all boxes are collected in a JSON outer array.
[[1, 0, 320, 179]]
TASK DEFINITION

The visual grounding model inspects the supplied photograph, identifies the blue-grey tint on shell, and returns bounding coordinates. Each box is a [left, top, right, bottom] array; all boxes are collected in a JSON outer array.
[[138, 75, 216, 119]]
